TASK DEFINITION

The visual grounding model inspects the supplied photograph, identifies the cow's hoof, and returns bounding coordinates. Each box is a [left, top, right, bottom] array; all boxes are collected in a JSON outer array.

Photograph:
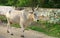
[[11, 33, 13, 35], [21, 35, 24, 37], [7, 30, 10, 33]]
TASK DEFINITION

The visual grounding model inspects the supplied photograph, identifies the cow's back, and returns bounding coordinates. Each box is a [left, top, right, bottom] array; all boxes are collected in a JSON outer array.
[[8, 10, 24, 24]]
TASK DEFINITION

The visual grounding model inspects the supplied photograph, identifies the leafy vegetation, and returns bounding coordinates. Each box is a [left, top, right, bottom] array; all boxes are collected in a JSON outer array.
[[0, 0, 60, 8]]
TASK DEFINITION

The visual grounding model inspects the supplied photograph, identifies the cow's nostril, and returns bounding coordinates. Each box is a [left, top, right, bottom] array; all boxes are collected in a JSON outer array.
[[37, 20, 39, 22]]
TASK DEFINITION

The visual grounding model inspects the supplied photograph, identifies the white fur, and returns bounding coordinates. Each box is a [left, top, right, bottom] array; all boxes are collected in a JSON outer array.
[[0, 6, 37, 36]]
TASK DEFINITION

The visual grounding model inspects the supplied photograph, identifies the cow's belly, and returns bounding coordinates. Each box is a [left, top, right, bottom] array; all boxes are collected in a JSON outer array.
[[9, 15, 20, 24]]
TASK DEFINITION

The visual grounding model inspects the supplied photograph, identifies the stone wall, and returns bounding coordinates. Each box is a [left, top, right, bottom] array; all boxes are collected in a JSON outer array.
[[35, 8, 60, 23]]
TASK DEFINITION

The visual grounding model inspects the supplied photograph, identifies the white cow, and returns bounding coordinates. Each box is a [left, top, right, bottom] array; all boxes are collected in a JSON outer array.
[[0, 6, 38, 37]]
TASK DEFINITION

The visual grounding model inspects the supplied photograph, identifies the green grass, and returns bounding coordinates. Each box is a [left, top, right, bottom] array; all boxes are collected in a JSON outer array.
[[11, 23, 20, 28], [29, 21, 60, 38], [0, 15, 6, 20], [0, 15, 7, 23]]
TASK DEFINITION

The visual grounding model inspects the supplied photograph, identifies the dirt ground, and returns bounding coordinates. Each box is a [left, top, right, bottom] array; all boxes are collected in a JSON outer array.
[[0, 23, 57, 38]]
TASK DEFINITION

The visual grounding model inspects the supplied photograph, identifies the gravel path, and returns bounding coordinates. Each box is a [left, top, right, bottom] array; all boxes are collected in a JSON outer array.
[[0, 24, 57, 38]]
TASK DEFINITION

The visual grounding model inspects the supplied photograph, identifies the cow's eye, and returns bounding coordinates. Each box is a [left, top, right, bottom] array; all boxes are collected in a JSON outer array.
[[34, 13, 36, 16]]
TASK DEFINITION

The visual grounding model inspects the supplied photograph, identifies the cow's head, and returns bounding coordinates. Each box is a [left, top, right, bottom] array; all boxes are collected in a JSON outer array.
[[26, 7, 39, 22], [33, 8, 39, 22]]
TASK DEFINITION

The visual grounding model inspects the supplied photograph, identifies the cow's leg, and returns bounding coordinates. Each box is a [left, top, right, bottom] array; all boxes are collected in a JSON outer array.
[[7, 19, 13, 35], [20, 23, 25, 37]]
